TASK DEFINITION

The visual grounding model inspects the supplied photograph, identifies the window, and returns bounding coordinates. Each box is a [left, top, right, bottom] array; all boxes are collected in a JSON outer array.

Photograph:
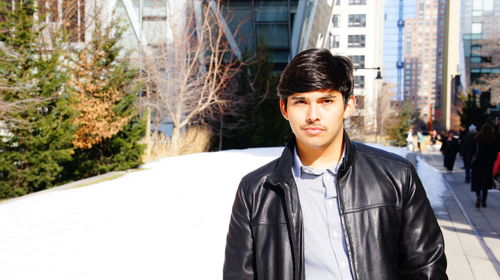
[[254, 2, 288, 22], [336, 0, 341, 5], [349, 55, 365, 68], [348, 14, 366, 27], [472, 22, 482, 34], [316, 33, 324, 48], [348, 35, 365, 48], [472, 0, 483, 11], [470, 45, 481, 56], [255, 24, 289, 49], [332, 14, 340, 27], [349, 0, 366, 5], [354, 76, 365, 88], [355, 95, 365, 109], [331, 34, 340, 48]]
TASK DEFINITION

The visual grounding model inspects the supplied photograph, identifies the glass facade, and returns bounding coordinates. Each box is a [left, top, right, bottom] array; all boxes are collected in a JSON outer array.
[[382, 0, 417, 100], [222, 0, 299, 70], [462, 0, 500, 86]]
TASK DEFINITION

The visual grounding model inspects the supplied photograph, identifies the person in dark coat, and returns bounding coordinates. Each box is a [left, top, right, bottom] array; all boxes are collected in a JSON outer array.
[[471, 123, 498, 208], [443, 130, 460, 171], [462, 124, 477, 183]]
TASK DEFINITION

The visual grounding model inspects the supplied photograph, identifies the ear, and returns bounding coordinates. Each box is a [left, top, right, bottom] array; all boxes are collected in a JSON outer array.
[[343, 95, 356, 119], [279, 99, 289, 120]]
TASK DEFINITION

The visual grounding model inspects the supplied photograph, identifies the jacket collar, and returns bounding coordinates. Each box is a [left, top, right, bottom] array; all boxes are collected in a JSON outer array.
[[268, 131, 356, 185]]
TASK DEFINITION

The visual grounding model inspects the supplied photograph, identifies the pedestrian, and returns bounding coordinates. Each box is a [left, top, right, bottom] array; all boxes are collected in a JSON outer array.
[[493, 152, 500, 190], [458, 126, 466, 165], [443, 130, 460, 171], [470, 123, 498, 208], [430, 129, 438, 151], [417, 130, 424, 152], [430, 130, 437, 145], [438, 130, 447, 161], [223, 49, 447, 280], [461, 124, 477, 183], [406, 128, 414, 152]]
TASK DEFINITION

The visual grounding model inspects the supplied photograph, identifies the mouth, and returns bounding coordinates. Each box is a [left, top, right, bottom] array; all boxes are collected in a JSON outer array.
[[303, 126, 324, 135]]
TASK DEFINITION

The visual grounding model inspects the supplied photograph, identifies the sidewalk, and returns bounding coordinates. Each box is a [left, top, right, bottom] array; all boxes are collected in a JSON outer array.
[[419, 151, 500, 280]]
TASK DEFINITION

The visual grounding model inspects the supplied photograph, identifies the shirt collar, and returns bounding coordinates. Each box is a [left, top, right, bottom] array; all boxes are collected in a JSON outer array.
[[292, 144, 346, 177]]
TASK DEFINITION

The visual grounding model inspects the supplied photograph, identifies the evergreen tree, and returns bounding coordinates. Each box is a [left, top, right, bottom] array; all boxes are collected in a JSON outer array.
[[57, 18, 145, 182], [0, 1, 75, 198], [385, 102, 414, 147]]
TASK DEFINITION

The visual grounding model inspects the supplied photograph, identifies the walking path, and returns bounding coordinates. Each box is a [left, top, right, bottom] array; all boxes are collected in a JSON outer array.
[[419, 151, 500, 280]]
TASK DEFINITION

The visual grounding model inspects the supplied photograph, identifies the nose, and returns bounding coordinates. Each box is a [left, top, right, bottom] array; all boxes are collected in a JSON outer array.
[[306, 103, 320, 123]]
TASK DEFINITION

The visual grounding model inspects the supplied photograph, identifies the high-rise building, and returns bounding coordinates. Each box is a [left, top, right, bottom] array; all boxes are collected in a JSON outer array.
[[325, 0, 385, 134], [221, 0, 338, 71], [461, 0, 500, 102], [221, 0, 300, 70], [402, 0, 445, 124], [382, 0, 418, 101]]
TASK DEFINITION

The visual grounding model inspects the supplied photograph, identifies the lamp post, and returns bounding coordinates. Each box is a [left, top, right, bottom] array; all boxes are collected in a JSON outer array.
[[354, 67, 383, 80]]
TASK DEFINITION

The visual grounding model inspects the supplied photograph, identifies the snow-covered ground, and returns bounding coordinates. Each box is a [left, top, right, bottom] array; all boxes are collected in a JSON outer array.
[[0, 145, 447, 280]]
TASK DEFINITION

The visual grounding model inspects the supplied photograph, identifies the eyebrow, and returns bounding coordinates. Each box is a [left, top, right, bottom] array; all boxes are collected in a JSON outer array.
[[319, 94, 337, 100], [290, 94, 337, 100]]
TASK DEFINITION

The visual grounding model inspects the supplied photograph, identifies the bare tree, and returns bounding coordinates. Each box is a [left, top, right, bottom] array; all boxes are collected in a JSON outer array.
[[140, 0, 243, 154], [375, 82, 396, 143]]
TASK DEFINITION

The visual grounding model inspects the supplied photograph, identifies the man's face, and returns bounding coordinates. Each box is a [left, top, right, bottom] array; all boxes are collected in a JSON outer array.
[[280, 90, 355, 153]]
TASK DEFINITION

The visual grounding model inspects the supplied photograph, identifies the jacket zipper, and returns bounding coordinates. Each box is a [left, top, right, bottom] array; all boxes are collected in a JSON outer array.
[[279, 182, 300, 280], [335, 161, 357, 280]]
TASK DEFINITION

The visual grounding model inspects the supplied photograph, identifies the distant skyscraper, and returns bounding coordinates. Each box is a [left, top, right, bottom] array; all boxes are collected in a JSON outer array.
[[400, 0, 445, 123], [383, 0, 418, 100]]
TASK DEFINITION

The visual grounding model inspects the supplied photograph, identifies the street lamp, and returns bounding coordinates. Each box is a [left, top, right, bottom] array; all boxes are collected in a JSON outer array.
[[355, 67, 383, 80], [354, 67, 384, 143]]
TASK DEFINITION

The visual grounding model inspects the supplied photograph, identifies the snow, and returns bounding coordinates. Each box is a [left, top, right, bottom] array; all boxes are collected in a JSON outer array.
[[416, 155, 448, 213], [0, 145, 445, 279]]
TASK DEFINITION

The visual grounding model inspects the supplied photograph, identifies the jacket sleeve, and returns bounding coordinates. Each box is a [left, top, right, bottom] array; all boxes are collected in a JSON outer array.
[[398, 164, 448, 280], [223, 179, 255, 280]]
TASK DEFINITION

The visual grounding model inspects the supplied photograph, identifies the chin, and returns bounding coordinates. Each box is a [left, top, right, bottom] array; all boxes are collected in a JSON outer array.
[[300, 139, 330, 150]]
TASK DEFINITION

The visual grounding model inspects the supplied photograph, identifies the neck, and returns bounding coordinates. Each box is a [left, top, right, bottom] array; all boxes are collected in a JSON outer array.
[[296, 136, 345, 169]]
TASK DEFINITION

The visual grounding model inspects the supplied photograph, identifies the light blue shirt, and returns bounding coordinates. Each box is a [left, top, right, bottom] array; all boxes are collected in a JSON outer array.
[[292, 148, 353, 280]]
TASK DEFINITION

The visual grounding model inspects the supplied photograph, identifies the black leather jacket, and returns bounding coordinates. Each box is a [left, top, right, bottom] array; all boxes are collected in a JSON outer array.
[[223, 134, 447, 280]]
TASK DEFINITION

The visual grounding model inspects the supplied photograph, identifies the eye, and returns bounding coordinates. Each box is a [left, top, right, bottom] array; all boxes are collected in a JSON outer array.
[[322, 99, 334, 104], [294, 100, 305, 104]]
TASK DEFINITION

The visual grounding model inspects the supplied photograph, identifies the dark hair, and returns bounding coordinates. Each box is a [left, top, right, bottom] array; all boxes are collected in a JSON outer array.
[[277, 48, 354, 105], [476, 123, 495, 143]]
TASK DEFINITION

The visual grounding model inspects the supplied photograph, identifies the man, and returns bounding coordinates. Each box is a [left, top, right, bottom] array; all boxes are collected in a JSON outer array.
[[223, 49, 447, 280]]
